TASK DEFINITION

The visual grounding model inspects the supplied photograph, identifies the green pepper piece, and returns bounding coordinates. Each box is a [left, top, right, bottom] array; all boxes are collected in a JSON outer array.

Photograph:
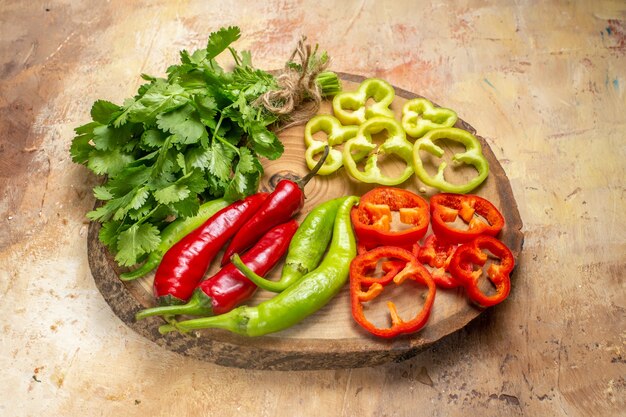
[[342, 117, 414, 186], [158, 196, 360, 337], [231, 197, 344, 292], [401, 98, 458, 138], [304, 115, 361, 175], [412, 127, 489, 194], [332, 78, 395, 125]]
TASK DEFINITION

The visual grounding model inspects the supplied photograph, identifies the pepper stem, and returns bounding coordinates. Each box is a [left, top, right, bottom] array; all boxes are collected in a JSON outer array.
[[134, 290, 213, 321], [158, 307, 249, 336], [231, 254, 289, 293], [298, 144, 329, 188]]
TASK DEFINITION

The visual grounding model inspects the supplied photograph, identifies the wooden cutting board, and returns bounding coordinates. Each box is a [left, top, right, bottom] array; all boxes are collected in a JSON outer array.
[[88, 73, 523, 370]]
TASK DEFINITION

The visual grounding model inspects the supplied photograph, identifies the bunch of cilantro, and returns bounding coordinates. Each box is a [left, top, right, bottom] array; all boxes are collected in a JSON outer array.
[[70, 26, 340, 267]]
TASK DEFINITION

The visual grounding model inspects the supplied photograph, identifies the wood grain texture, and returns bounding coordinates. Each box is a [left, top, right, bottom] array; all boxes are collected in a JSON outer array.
[[88, 74, 523, 370]]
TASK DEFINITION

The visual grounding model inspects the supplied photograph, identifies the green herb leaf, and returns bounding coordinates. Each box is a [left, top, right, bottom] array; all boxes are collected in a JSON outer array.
[[115, 223, 161, 266]]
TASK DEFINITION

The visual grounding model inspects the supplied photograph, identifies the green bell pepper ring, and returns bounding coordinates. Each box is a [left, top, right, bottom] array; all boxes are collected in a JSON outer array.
[[231, 197, 345, 292], [304, 115, 361, 175], [332, 78, 395, 125], [342, 117, 414, 186], [401, 98, 458, 138], [158, 196, 360, 337], [412, 127, 489, 194]]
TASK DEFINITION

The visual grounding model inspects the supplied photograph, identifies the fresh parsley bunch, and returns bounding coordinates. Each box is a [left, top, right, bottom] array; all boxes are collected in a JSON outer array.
[[70, 26, 340, 267]]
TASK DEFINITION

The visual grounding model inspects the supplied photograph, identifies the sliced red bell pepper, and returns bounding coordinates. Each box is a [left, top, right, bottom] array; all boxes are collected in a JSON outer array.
[[448, 235, 514, 307], [351, 187, 430, 250], [349, 246, 436, 338], [414, 234, 463, 289], [430, 193, 504, 243]]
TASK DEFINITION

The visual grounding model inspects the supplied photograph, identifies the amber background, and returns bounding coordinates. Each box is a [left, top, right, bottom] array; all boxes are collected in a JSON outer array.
[[1, 1, 624, 416]]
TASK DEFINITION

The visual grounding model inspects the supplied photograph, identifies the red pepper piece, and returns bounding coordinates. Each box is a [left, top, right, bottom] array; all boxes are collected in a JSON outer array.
[[153, 193, 268, 305], [448, 235, 515, 307], [430, 193, 504, 244], [349, 246, 436, 338], [351, 187, 430, 250], [415, 235, 462, 289], [136, 220, 298, 320], [220, 147, 329, 265]]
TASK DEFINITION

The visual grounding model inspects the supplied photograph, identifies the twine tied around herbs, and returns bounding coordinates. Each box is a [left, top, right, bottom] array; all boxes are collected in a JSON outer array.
[[255, 36, 330, 131]]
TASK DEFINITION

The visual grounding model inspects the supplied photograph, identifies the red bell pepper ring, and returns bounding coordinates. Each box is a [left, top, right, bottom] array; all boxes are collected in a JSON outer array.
[[414, 235, 463, 289], [430, 193, 504, 244], [448, 235, 515, 308], [350, 246, 436, 338], [351, 187, 430, 250]]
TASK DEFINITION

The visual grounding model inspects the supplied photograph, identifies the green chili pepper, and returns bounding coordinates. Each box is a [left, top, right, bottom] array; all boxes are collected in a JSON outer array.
[[231, 197, 344, 292], [342, 116, 414, 186], [158, 196, 359, 337], [119, 198, 229, 281], [304, 115, 362, 175], [412, 127, 489, 194], [332, 78, 395, 125], [401, 98, 458, 138]]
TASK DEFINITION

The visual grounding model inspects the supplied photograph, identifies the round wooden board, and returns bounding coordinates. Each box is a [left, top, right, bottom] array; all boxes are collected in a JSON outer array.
[[88, 73, 523, 370]]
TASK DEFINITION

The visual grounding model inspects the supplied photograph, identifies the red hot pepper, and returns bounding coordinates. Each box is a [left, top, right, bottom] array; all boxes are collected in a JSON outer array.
[[430, 193, 505, 244], [220, 147, 329, 265], [136, 220, 298, 320], [351, 187, 430, 250], [448, 235, 515, 307], [350, 246, 436, 339], [153, 193, 268, 305]]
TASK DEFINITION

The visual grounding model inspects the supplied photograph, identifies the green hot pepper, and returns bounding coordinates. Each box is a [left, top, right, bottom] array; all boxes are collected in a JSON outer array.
[[232, 197, 344, 292], [412, 127, 489, 194], [158, 196, 359, 337], [119, 198, 229, 281], [401, 98, 458, 139], [332, 78, 395, 125], [342, 116, 414, 186]]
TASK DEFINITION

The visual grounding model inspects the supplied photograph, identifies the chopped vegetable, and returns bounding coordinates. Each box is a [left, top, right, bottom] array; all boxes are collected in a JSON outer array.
[[430, 193, 505, 243], [342, 117, 414, 185], [413, 234, 463, 289], [70, 26, 340, 266], [349, 246, 436, 338], [304, 115, 360, 175], [350, 187, 430, 250], [412, 127, 489, 194], [332, 78, 395, 125], [401, 98, 458, 138], [448, 235, 514, 307]]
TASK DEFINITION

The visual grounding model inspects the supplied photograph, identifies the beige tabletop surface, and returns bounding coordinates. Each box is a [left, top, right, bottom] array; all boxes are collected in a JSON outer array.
[[1, 1, 625, 416]]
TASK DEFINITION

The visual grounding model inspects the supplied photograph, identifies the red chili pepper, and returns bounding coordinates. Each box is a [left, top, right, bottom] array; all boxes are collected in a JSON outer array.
[[350, 187, 430, 250], [136, 220, 298, 320], [414, 234, 462, 289], [349, 246, 436, 338], [448, 235, 515, 307], [430, 193, 504, 244], [153, 193, 268, 305], [220, 146, 330, 265]]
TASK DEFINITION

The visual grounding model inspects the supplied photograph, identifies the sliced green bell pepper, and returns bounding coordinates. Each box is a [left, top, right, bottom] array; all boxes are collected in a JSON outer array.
[[304, 114, 361, 175], [402, 98, 458, 138], [343, 117, 414, 186], [412, 127, 489, 193], [332, 78, 395, 125]]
